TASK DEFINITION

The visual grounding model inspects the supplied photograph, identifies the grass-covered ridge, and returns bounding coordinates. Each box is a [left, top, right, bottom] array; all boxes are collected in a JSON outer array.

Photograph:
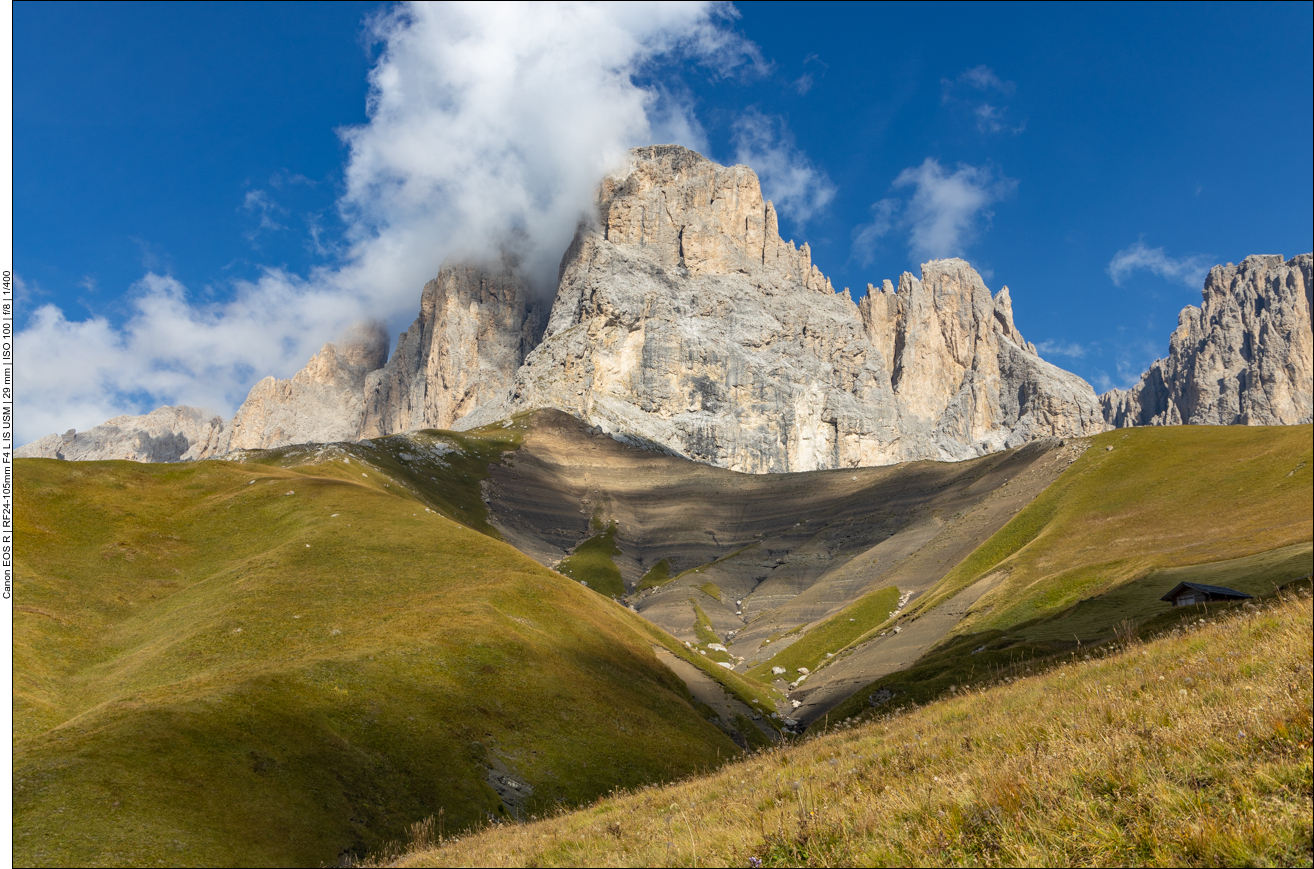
[[13, 436, 746, 867], [391, 588, 1314, 868], [636, 558, 670, 590], [911, 425, 1312, 636]]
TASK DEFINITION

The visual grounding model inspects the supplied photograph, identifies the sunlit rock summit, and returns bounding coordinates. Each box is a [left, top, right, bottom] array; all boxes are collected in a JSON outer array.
[[21, 145, 1309, 469], [1101, 253, 1313, 427], [461, 145, 1104, 470]]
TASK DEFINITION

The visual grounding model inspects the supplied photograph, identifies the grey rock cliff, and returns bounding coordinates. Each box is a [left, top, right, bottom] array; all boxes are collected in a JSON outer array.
[[19, 145, 1116, 469], [460, 144, 1106, 471], [16, 405, 231, 462], [1102, 254, 1313, 427], [227, 321, 390, 451], [359, 264, 545, 437], [221, 263, 545, 452]]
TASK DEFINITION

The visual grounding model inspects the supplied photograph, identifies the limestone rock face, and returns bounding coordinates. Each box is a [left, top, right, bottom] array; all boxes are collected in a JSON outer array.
[[219, 263, 544, 452], [16, 405, 231, 462], [1103, 254, 1313, 427], [227, 321, 390, 451], [20, 145, 1112, 470], [359, 265, 545, 436], [461, 145, 1106, 471]]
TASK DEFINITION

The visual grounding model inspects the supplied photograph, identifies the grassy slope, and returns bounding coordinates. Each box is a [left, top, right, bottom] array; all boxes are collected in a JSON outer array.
[[635, 559, 670, 591], [14, 441, 744, 867], [748, 586, 900, 681], [554, 524, 624, 597], [813, 426, 1312, 718], [914, 425, 1312, 636], [396, 589, 1313, 868]]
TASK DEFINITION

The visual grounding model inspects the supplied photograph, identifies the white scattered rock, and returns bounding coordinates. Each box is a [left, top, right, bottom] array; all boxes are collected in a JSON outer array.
[[707, 643, 728, 652], [791, 700, 802, 709], [717, 661, 734, 670], [797, 667, 810, 675], [771, 666, 787, 675]]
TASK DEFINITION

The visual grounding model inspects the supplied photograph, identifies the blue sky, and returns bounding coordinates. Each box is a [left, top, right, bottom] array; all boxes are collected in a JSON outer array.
[[14, 1, 1313, 443]]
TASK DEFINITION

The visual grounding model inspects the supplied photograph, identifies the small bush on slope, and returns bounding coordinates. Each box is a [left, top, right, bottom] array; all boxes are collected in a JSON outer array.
[[393, 590, 1313, 868]]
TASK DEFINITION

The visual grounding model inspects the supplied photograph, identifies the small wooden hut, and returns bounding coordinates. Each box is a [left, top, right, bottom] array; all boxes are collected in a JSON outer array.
[[1160, 581, 1253, 608]]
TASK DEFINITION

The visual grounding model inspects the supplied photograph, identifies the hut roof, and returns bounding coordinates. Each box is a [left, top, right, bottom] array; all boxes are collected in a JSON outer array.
[[1160, 581, 1254, 602]]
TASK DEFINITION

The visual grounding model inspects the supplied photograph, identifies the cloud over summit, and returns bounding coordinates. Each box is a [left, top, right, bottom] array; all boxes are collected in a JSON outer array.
[[853, 158, 1017, 265], [16, 1, 762, 444]]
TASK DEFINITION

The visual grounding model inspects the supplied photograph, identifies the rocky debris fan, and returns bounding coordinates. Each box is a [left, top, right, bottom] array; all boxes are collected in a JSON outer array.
[[1101, 254, 1313, 427], [16, 405, 231, 462], [459, 144, 1106, 471]]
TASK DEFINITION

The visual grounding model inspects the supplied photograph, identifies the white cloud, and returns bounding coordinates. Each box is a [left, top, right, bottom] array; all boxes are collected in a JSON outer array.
[[1036, 339, 1088, 359], [973, 103, 1025, 135], [888, 158, 1016, 262], [17, 1, 762, 445], [955, 65, 1015, 96], [1107, 240, 1213, 289], [19, 270, 365, 440], [1090, 371, 1115, 393], [850, 198, 900, 266], [242, 189, 287, 240], [731, 108, 836, 226], [942, 65, 1023, 134]]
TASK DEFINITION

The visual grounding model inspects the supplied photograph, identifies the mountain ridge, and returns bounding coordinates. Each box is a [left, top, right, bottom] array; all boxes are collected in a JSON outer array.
[[19, 146, 1312, 469]]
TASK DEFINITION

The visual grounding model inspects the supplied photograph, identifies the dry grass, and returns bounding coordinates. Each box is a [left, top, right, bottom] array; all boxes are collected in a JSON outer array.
[[391, 590, 1313, 868]]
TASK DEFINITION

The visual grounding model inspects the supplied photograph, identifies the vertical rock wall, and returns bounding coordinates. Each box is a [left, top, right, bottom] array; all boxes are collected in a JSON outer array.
[[1102, 254, 1313, 427], [461, 145, 1106, 471]]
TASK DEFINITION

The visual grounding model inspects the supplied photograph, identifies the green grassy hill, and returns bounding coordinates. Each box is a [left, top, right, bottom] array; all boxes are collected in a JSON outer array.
[[918, 425, 1311, 633], [13, 426, 753, 867], [811, 424, 1312, 720], [392, 587, 1314, 867], [17, 421, 1312, 866]]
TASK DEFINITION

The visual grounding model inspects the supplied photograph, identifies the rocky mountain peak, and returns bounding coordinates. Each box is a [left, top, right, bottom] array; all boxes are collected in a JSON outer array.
[[461, 147, 1106, 471], [40, 144, 1259, 470], [1102, 253, 1312, 426]]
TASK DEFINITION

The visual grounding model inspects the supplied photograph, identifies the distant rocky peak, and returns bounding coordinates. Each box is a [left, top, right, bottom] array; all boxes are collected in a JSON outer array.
[[598, 144, 834, 293], [1102, 253, 1312, 427]]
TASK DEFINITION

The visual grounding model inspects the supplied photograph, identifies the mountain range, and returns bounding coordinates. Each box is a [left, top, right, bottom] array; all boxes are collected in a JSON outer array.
[[21, 145, 1311, 467]]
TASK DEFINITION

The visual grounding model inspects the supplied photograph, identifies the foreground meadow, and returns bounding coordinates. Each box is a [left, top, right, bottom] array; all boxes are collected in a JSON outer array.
[[392, 588, 1313, 868]]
